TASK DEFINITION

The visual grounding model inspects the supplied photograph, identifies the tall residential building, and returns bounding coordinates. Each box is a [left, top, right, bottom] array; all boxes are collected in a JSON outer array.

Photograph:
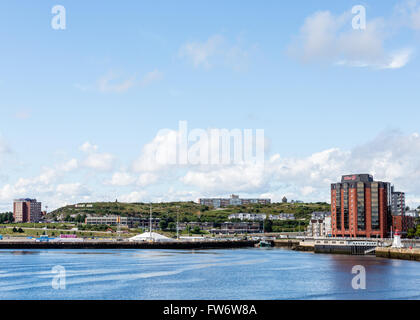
[[391, 187, 405, 216], [199, 194, 271, 208], [13, 199, 42, 223], [331, 174, 392, 238]]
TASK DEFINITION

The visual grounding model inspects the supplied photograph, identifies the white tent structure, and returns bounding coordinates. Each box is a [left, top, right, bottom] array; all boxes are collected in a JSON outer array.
[[128, 232, 173, 242]]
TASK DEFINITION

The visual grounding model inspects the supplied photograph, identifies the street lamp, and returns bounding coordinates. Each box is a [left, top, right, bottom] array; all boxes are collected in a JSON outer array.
[[176, 205, 180, 240]]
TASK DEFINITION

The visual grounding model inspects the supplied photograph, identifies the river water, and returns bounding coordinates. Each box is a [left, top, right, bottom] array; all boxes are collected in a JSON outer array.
[[0, 248, 418, 300]]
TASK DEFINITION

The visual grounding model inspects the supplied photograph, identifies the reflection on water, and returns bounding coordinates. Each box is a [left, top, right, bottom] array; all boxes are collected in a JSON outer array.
[[10, 251, 41, 256], [0, 248, 418, 300]]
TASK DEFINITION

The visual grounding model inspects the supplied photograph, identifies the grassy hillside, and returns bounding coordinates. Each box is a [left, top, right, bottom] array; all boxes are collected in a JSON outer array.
[[48, 201, 331, 223]]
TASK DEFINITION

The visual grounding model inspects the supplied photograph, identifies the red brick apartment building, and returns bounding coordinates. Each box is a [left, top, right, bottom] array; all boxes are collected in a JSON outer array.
[[331, 174, 392, 238], [392, 215, 415, 236], [13, 198, 42, 223]]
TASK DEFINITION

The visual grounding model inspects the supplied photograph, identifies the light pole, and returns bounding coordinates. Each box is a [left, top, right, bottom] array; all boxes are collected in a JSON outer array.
[[176, 205, 180, 240]]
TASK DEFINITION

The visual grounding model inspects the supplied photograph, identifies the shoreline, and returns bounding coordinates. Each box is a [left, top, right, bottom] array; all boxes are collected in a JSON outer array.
[[0, 239, 419, 262], [273, 239, 420, 262], [0, 240, 257, 250]]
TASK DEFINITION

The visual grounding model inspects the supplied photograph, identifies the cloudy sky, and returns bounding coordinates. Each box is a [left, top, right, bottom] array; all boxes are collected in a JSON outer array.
[[1, 0, 420, 211]]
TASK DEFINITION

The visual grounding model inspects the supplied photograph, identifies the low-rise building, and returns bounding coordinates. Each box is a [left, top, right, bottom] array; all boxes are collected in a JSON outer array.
[[199, 194, 271, 208], [228, 213, 266, 221], [306, 216, 332, 238], [405, 210, 419, 218], [85, 216, 160, 229], [311, 212, 331, 220], [269, 213, 295, 220], [392, 215, 416, 237], [212, 222, 262, 234]]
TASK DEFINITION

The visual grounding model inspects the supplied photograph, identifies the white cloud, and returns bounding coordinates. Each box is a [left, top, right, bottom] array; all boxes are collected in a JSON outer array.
[[80, 142, 115, 171], [395, 0, 420, 30], [96, 70, 163, 93], [289, 9, 413, 69], [173, 130, 420, 208], [3, 129, 420, 211], [98, 72, 136, 93], [83, 153, 115, 171], [132, 129, 178, 172], [79, 142, 98, 153], [60, 159, 79, 172], [179, 34, 253, 70], [181, 163, 268, 194], [140, 69, 164, 87], [137, 173, 158, 187], [118, 191, 147, 203], [108, 171, 136, 186], [56, 183, 90, 197]]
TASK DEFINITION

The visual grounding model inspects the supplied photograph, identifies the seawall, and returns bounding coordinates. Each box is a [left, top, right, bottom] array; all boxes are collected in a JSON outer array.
[[273, 239, 301, 248], [0, 240, 257, 250], [376, 247, 420, 261]]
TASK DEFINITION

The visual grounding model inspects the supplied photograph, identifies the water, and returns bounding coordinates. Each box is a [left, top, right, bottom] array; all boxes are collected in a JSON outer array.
[[0, 248, 418, 300]]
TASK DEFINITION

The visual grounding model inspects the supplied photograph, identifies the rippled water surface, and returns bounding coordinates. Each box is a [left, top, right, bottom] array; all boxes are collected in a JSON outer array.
[[0, 248, 418, 300]]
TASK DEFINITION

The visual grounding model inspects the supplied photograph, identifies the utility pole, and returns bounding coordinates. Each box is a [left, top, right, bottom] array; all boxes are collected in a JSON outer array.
[[149, 203, 153, 242], [176, 205, 180, 240]]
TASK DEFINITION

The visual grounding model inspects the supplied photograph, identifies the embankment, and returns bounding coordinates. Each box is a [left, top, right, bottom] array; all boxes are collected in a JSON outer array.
[[0, 240, 257, 250], [376, 247, 420, 261]]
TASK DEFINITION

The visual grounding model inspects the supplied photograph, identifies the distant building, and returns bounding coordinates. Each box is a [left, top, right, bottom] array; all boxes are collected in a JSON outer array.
[[405, 210, 419, 218], [290, 200, 303, 204], [391, 187, 405, 216], [212, 222, 262, 234], [311, 212, 331, 220], [228, 213, 266, 221], [306, 216, 332, 237], [392, 215, 415, 236], [85, 216, 159, 229], [269, 213, 295, 221], [227, 213, 295, 221], [331, 174, 392, 238], [74, 204, 93, 208], [178, 222, 214, 231], [13, 199, 42, 223], [199, 194, 271, 208]]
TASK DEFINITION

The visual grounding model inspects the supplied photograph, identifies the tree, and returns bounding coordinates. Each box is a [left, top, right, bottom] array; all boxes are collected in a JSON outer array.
[[168, 222, 176, 232], [159, 220, 168, 231], [192, 226, 201, 234], [263, 220, 273, 233], [407, 228, 416, 239]]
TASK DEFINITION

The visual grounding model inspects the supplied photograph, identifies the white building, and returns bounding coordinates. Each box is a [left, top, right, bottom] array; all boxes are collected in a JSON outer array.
[[228, 213, 266, 221], [269, 213, 295, 221], [306, 216, 332, 238]]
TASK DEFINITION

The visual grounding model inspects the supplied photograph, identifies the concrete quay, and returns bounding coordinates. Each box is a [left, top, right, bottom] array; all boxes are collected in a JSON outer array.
[[376, 247, 420, 261], [0, 240, 258, 250]]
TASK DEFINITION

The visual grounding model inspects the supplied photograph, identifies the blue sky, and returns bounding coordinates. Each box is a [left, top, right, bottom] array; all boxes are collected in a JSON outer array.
[[1, 0, 420, 211]]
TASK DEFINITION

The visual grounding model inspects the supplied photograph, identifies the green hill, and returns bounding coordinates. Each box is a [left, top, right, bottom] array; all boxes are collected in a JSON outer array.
[[48, 201, 331, 224]]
